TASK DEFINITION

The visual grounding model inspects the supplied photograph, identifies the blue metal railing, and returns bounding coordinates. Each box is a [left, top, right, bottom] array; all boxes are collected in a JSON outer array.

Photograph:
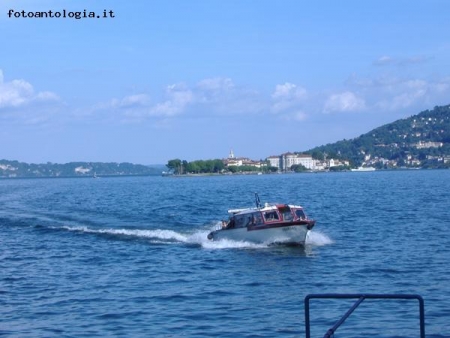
[[304, 293, 425, 338]]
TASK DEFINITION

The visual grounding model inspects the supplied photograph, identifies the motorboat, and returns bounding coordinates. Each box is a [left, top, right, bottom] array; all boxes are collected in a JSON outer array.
[[350, 166, 376, 172], [207, 193, 316, 245]]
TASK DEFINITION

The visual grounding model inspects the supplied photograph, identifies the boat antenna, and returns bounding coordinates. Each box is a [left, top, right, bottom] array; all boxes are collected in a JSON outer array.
[[255, 192, 261, 208]]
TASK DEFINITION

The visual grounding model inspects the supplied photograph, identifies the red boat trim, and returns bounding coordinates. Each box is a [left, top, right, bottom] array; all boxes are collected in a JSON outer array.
[[247, 220, 315, 231]]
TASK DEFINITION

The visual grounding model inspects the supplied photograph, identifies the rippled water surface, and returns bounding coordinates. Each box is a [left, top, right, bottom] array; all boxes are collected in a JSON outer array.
[[1, 170, 449, 337]]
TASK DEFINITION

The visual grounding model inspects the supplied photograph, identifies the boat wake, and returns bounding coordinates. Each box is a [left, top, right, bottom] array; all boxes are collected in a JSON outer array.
[[49, 223, 333, 250], [306, 230, 334, 246], [60, 225, 188, 243]]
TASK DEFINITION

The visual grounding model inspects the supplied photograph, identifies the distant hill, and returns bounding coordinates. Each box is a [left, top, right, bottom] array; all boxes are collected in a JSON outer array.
[[0, 160, 163, 178], [307, 104, 450, 169]]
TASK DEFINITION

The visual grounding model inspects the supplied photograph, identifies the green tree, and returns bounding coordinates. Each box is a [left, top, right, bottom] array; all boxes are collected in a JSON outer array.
[[167, 159, 182, 174], [291, 164, 308, 172]]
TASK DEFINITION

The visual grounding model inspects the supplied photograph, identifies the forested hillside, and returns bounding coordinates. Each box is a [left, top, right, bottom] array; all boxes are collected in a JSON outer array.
[[307, 104, 450, 168], [0, 160, 162, 178]]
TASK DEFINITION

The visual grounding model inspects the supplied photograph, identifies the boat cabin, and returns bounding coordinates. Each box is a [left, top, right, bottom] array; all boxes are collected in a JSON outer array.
[[225, 204, 307, 229]]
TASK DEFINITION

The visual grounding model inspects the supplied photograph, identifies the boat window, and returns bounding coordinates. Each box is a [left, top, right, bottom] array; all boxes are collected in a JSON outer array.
[[282, 211, 293, 221], [234, 214, 254, 228], [252, 212, 263, 226], [295, 209, 306, 220], [234, 215, 246, 228], [277, 205, 293, 221], [263, 211, 279, 222]]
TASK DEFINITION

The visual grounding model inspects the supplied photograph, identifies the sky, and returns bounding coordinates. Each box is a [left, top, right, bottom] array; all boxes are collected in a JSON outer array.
[[1, 0, 450, 165]]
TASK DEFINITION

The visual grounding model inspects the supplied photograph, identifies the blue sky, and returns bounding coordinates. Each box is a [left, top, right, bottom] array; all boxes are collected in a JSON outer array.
[[1, 0, 450, 164]]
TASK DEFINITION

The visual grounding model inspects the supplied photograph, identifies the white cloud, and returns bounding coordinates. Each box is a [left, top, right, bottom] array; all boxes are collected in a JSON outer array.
[[375, 79, 429, 110], [0, 69, 62, 125], [283, 111, 307, 121], [91, 84, 194, 122], [85, 71, 450, 127], [294, 72, 447, 118], [150, 84, 193, 117], [93, 85, 194, 121], [345, 72, 450, 113], [36, 91, 60, 101], [91, 79, 307, 122], [324, 91, 366, 113], [373, 55, 394, 66], [434, 79, 450, 93], [373, 55, 430, 67], [272, 82, 307, 100], [87, 94, 152, 120], [0, 79, 33, 108], [195, 77, 234, 101], [103, 79, 307, 122], [112, 94, 151, 109], [0, 69, 59, 109], [195, 78, 265, 115], [271, 82, 308, 113], [197, 77, 234, 91]]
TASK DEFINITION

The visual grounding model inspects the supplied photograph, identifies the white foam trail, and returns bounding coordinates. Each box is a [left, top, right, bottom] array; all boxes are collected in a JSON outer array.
[[306, 230, 333, 246], [178, 229, 266, 249], [59, 225, 269, 249], [60, 225, 188, 242], [200, 237, 268, 250], [56, 225, 332, 249]]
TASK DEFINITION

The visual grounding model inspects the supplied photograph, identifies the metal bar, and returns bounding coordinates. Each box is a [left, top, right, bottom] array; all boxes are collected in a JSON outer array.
[[418, 296, 425, 338], [305, 295, 311, 338], [304, 294, 425, 338], [323, 296, 365, 338]]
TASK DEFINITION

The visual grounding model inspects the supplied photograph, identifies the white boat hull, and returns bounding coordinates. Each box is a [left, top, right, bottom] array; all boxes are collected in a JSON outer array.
[[351, 167, 376, 172], [209, 224, 311, 245]]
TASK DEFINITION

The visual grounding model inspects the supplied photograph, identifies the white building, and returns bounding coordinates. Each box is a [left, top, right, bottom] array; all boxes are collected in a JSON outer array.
[[267, 156, 280, 168], [415, 141, 443, 149], [265, 153, 314, 171], [266, 152, 349, 171], [224, 150, 266, 169], [279, 153, 315, 170]]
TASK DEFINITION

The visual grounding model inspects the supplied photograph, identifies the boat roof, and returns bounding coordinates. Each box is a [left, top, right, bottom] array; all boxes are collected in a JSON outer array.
[[228, 203, 303, 216]]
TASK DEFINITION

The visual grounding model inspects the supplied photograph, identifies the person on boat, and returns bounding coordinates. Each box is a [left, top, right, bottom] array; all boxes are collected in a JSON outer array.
[[247, 216, 255, 227], [222, 219, 235, 229], [254, 215, 263, 226], [225, 218, 235, 229]]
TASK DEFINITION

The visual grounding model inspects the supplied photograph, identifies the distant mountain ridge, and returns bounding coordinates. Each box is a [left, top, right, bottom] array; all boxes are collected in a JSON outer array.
[[0, 160, 163, 178], [307, 104, 450, 168]]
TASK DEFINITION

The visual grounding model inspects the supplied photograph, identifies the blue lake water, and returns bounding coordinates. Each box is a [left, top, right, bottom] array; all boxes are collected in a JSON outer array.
[[1, 170, 449, 337]]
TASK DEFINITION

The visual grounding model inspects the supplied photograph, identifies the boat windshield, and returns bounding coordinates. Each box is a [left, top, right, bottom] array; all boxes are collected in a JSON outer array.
[[277, 205, 293, 221], [233, 212, 264, 227], [295, 209, 306, 220], [233, 214, 250, 228], [281, 210, 293, 221]]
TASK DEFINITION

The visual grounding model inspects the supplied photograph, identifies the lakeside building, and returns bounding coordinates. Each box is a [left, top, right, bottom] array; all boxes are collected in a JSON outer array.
[[74, 166, 91, 174], [267, 153, 316, 170], [223, 150, 266, 169], [414, 141, 443, 149], [267, 155, 281, 168], [224, 150, 349, 172], [280, 152, 315, 170], [267, 152, 348, 171], [267, 152, 316, 171]]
